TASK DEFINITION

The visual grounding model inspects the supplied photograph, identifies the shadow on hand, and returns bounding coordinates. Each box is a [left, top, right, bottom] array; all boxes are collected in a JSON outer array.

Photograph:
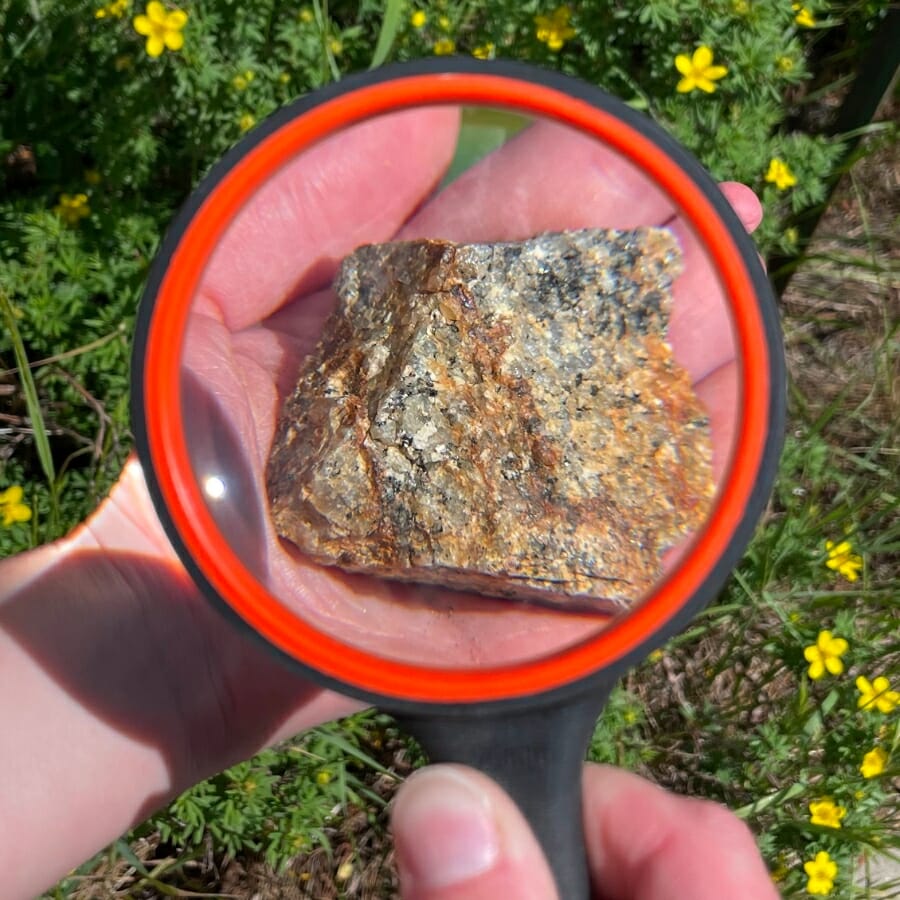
[[1, 371, 330, 826], [1, 550, 328, 823]]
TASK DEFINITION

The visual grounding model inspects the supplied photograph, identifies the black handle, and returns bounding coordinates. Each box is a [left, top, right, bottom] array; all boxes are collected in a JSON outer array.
[[396, 684, 611, 899]]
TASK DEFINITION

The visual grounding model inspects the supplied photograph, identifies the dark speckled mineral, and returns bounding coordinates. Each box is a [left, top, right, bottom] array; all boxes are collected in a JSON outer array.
[[266, 228, 714, 611]]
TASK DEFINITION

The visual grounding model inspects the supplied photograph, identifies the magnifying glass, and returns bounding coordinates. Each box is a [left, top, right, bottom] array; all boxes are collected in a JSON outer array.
[[132, 58, 785, 898]]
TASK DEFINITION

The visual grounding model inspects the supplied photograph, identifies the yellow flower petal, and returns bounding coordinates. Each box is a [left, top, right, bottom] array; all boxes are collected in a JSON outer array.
[[674, 54, 693, 75], [164, 29, 184, 50], [693, 45, 714, 69], [0, 485, 24, 504], [133, 13, 152, 34], [166, 9, 187, 29], [706, 64, 728, 80], [860, 747, 888, 778], [147, 1, 167, 24], [676, 76, 696, 93], [10, 504, 32, 523], [146, 34, 165, 56], [696, 76, 717, 93]]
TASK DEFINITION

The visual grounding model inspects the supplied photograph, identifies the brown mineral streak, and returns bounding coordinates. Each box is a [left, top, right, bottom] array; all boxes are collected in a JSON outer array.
[[266, 228, 715, 612]]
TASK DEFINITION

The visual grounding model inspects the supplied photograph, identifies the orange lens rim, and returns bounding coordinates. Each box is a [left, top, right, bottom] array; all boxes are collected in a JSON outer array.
[[139, 66, 779, 704]]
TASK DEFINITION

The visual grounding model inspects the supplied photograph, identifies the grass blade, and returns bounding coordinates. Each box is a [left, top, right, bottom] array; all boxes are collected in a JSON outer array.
[[112, 839, 150, 877], [0, 288, 56, 485], [369, 0, 403, 69]]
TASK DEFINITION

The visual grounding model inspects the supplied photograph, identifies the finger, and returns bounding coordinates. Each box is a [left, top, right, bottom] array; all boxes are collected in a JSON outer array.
[[718, 182, 763, 232], [666, 218, 735, 385], [693, 359, 739, 485], [398, 119, 675, 242], [392, 764, 558, 900], [198, 107, 461, 331], [664, 182, 763, 381], [583, 764, 778, 900]]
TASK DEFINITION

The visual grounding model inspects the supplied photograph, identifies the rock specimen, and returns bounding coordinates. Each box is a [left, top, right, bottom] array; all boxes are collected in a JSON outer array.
[[266, 228, 714, 611]]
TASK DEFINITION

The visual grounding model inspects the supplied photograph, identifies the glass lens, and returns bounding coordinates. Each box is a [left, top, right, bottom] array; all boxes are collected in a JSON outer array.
[[179, 104, 739, 667]]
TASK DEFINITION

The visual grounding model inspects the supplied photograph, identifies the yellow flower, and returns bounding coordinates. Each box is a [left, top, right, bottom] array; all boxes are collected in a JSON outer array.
[[95, 0, 128, 18], [803, 630, 848, 680], [771, 855, 790, 882], [860, 747, 888, 778], [648, 648, 664, 663], [329, 37, 343, 55], [410, 10, 426, 28], [0, 486, 32, 527], [315, 770, 331, 785], [133, 2, 187, 58], [433, 38, 456, 55], [804, 851, 837, 895], [809, 798, 846, 829], [785, 226, 799, 246], [231, 70, 254, 91], [278, 71, 291, 84], [535, 6, 576, 52], [765, 158, 797, 191], [299, 7, 314, 24], [53, 193, 91, 226], [238, 113, 256, 133], [732, 0, 750, 14], [336, 860, 353, 882], [824, 538, 862, 580], [777, 55, 796, 72], [675, 45, 728, 94], [856, 675, 900, 714], [793, 3, 817, 27], [472, 42, 495, 59], [438, 15, 451, 30]]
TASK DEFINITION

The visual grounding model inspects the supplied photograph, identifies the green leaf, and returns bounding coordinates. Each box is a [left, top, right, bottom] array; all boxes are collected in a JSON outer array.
[[0, 288, 56, 485], [369, 0, 403, 69], [112, 839, 149, 877]]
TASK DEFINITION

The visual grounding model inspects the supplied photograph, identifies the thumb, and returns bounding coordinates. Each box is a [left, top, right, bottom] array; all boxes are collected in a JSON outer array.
[[391, 764, 559, 900]]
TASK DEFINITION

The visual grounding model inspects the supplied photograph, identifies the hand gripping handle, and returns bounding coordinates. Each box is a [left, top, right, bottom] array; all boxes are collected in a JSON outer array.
[[397, 684, 611, 898]]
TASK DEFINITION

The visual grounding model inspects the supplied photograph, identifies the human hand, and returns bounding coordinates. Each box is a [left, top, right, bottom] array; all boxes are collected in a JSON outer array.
[[391, 762, 779, 899]]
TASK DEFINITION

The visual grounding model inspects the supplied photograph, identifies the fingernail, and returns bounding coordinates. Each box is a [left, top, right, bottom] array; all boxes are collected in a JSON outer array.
[[393, 766, 500, 890]]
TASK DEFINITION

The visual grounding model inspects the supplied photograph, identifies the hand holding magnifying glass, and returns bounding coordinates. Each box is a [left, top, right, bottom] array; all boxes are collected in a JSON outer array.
[[0, 87, 775, 898]]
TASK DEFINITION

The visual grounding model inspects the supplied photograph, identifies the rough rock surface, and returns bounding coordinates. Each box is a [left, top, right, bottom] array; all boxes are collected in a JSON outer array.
[[266, 228, 714, 611]]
